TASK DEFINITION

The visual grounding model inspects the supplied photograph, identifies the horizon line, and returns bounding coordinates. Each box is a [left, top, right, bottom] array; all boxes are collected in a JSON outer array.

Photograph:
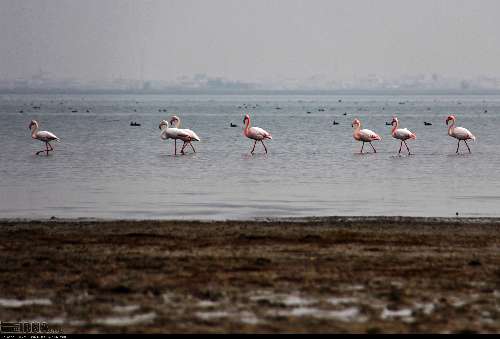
[[2, 88, 500, 96]]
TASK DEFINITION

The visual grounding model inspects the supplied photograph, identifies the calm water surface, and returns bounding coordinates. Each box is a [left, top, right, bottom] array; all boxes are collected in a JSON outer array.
[[1, 94, 499, 219]]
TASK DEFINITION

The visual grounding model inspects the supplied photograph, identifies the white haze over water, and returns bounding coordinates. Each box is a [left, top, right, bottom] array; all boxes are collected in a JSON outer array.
[[1, 0, 500, 90]]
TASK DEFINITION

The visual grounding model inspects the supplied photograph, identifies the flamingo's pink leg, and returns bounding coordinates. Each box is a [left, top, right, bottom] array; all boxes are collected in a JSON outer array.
[[456, 140, 460, 153], [174, 139, 177, 155], [403, 140, 411, 155], [261, 140, 268, 154], [189, 142, 196, 153], [464, 140, 471, 153], [360, 142, 365, 153], [369, 142, 377, 153], [251, 140, 257, 154], [36, 143, 47, 155], [180, 142, 187, 155], [398, 141, 402, 154]]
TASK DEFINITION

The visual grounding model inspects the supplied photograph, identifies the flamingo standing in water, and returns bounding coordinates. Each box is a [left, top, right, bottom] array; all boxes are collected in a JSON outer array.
[[28, 120, 60, 156], [351, 118, 381, 153], [169, 115, 200, 154], [159, 120, 193, 155], [159, 119, 180, 155], [159, 119, 183, 155], [390, 117, 416, 155], [243, 114, 272, 154], [446, 115, 475, 153]]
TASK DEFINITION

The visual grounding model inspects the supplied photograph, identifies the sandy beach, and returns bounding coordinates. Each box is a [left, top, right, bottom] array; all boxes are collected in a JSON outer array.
[[1, 217, 500, 333]]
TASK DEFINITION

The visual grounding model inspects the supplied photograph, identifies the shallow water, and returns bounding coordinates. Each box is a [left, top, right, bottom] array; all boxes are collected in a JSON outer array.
[[1, 93, 499, 219]]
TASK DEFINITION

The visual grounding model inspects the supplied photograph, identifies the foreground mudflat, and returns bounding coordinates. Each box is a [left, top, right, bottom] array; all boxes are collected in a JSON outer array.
[[1, 217, 500, 333]]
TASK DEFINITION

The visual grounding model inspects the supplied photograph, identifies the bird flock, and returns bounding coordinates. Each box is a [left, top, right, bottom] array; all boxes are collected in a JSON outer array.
[[350, 114, 474, 154], [28, 113, 475, 156]]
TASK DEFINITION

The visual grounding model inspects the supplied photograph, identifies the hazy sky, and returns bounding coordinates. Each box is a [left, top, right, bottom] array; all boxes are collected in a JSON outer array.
[[1, 0, 500, 83]]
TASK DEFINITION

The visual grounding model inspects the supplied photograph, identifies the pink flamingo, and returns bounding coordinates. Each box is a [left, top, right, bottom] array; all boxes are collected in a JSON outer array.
[[169, 115, 200, 154], [390, 117, 416, 155], [243, 114, 272, 154], [351, 118, 381, 153], [159, 118, 200, 155], [446, 115, 475, 153], [28, 120, 60, 156]]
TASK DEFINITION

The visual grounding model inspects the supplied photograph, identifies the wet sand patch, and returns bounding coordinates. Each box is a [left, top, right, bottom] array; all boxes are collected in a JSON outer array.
[[1, 217, 500, 333]]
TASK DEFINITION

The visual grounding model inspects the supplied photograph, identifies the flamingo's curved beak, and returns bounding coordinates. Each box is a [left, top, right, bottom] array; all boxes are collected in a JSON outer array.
[[445, 118, 450, 125]]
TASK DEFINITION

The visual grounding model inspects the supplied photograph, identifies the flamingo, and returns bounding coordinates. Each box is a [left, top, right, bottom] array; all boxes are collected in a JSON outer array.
[[390, 117, 416, 155], [28, 120, 60, 156], [243, 114, 272, 154], [351, 118, 381, 153], [159, 119, 180, 155], [446, 115, 475, 153], [168, 115, 201, 154], [159, 120, 191, 155]]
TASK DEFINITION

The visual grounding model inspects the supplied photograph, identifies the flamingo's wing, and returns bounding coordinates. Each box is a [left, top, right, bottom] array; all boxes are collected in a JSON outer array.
[[454, 127, 475, 141], [394, 128, 415, 140], [37, 130, 60, 142], [181, 128, 201, 141], [174, 129, 193, 141], [250, 127, 272, 140], [162, 128, 191, 140], [360, 129, 380, 141]]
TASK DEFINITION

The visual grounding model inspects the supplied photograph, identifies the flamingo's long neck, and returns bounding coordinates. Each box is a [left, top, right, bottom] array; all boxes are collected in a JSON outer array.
[[160, 121, 171, 134], [30, 123, 38, 139], [353, 123, 361, 138], [174, 118, 181, 128], [244, 117, 251, 136], [391, 120, 398, 135], [448, 119, 455, 135], [159, 121, 170, 140]]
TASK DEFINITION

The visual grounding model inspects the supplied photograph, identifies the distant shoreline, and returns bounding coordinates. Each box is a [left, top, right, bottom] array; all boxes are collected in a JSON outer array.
[[2, 89, 500, 96], [2, 215, 500, 225]]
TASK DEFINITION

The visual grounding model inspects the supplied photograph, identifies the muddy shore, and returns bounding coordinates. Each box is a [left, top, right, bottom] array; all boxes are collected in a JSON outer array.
[[1, 217, 500, 333]]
